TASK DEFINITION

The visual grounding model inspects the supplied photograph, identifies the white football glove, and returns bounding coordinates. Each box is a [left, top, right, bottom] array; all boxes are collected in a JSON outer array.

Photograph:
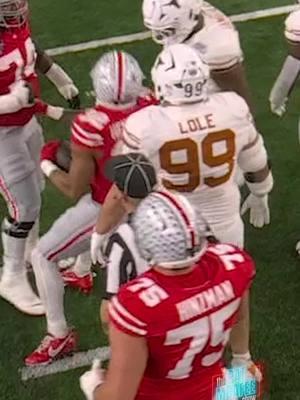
[[231, 352, 263, 382], [80, 359, 104, 400], [270, 99, 287, 117], [90, 231, 109, 266], [58, 83, 79, 101], [241, 194, 270, 228], [45, 63, 79, 101]]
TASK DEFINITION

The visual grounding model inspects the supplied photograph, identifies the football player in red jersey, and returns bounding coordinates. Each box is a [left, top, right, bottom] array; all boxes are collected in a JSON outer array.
[[25, 50, 156, 366], [80, 190, 256, 400], [0, 0, 80, 316]]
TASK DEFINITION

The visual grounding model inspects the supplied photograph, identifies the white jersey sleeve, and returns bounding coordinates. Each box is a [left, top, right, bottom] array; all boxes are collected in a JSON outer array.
[[285, 9, 300, 43], [229, 95, 268, 173], [121, 105, 157, 154], [201, 28, 243, 70]]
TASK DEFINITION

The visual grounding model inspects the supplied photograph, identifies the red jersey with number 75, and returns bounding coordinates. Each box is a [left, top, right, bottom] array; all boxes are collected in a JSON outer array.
[[109, 243, 255, 400]]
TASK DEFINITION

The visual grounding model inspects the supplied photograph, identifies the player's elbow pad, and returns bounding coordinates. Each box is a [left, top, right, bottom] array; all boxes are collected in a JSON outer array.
[[246, 171, 274, 196], [239, 134, 268, 172]]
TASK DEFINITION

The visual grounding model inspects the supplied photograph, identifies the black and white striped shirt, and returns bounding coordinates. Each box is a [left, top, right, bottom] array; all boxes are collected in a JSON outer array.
[[102, 222, 148, 299]]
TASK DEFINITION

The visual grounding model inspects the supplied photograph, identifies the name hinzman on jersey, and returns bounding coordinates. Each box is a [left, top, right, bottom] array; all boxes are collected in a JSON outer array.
[[176, 280, 235, 322]]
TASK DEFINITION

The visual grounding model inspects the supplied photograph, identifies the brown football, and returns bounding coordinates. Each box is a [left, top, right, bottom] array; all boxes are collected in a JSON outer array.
[[56, 140, 72, 172]]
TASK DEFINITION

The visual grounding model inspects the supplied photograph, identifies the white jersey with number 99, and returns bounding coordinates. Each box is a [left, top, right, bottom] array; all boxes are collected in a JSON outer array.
[[122, 92, 268, 245]]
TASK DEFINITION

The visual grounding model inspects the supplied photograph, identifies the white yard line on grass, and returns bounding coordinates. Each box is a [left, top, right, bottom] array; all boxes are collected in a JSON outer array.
[[46, 4, 299, 56], [20, 346, 110, 381]]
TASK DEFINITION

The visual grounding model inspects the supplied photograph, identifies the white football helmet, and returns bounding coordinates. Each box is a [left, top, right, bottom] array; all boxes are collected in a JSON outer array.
[[90, 51, 145, 105], [142, 0, 203, 46], [0, 0, 28, 28], [132, 190, 206, 269], [151, 43, 209, 104]]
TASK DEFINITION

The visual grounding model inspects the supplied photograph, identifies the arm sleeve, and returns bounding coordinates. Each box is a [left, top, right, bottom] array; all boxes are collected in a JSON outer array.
[[109, 291, 148, 337], [285, 10, 300, 43], [71, 109, 109, 149], [121, 106, 156, 153], [238, 131, 268, 173], [201, 29, 243, 71], [231, 94, 268, 173], [121, 117, 143, 152]]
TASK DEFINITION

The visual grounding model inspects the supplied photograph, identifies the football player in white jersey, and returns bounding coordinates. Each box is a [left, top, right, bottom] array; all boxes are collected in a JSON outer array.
[[142, 0, 253, 111], [93, 44, 273, 249], [270, 4, 300, 117]]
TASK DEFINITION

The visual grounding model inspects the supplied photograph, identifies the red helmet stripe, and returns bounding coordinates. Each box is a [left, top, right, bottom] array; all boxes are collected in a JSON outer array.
[[117, 51, 124, 102], [155, 191, 196, 248]]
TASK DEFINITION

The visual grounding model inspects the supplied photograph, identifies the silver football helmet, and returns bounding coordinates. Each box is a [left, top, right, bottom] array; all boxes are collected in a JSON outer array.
[[0, 0, 28, 29], [132, 190, 206, 269], [90, 50, 145, 105], [142, 0, 203, 46], [151, 43, 210, 104]]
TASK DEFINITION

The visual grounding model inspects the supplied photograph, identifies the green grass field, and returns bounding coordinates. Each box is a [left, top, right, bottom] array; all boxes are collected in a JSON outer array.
[[1, 1, 300, 399]]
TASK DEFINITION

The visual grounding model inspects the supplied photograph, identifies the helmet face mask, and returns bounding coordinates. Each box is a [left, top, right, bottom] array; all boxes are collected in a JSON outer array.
[[0, 0, 28, 29], [143, 0, 203, 46], [152, 43, 210, 105], [90, 51, 145, 106]]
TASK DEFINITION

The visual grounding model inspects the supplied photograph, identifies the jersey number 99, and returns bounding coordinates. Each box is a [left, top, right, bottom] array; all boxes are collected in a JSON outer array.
[[159, 129, 235, 192]]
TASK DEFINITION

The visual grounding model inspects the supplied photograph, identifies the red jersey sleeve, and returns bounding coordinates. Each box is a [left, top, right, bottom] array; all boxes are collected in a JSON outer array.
[[71, 109, 110, 149], [109, 289, 148, 337]]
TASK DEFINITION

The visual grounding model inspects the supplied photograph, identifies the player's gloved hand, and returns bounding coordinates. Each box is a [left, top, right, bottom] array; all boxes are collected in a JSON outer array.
[[34, 99, 64, 120], [241, 194, 270, 228], [45, 63, 81, 109], [40, 140, 62, 178], [67, 94, 81, 110], [13, 82, 34, 108], [90, 231, 109, 266], [270, 98, 287, 117], [231, 352, 263, 382], [41, 140, 61, 163], [80, 359, 104, 400]]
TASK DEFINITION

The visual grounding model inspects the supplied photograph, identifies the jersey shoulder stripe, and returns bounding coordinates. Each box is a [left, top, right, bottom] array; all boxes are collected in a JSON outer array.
[[109, 299, 147, 336], [71, 110, 109, 148]]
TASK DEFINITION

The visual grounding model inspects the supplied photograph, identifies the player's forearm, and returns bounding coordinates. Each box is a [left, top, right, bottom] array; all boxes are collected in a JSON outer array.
[[211, 62, 254, 113], [244, 164, 273, 196], [95, 187, 126, 234], [269, 54, 300, 102], [94, 383, 135, 400], [229, 308, 250, 354], [48, 169, 88, 200]]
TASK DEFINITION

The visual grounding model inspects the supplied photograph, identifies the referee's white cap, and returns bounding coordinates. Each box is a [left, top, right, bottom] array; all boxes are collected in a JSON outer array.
[[104, 153, 157, 198]]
